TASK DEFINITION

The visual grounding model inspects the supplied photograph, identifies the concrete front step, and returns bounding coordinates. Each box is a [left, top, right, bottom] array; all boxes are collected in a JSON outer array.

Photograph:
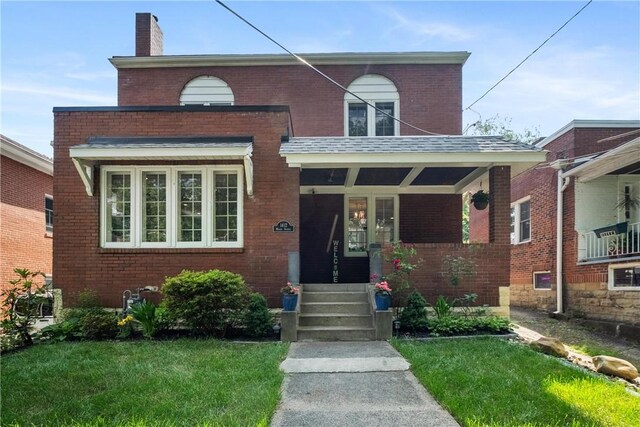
[[303, 283, 368, 292], [301, 302, 371, 315], [297, 326, 376, 341], [303, 291, 369, 303], [299, 314, 374, 328]]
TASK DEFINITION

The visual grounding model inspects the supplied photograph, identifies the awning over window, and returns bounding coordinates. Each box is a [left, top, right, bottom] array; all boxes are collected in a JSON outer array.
[[280, 135, 546, 194], [69, 136, 254, 196]]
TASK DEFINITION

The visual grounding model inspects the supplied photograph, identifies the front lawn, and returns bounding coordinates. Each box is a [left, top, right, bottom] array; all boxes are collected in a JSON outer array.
[[393, 338, 640, 427], [1, 340, 289, 426]]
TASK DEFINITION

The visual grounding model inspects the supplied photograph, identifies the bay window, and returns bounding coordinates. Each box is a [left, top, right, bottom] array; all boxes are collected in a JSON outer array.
[[101, 165, 243, 248]]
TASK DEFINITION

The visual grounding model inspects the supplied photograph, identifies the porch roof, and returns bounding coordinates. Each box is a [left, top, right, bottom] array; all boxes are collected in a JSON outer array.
[[280, 136, 545, 194], [562, 137, 640, 182], [69, 136, 254, 197]]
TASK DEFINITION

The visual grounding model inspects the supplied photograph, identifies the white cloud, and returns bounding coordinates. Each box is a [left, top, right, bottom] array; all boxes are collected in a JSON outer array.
[[2, 83, 115, 104], [384, 8, 475, 42]]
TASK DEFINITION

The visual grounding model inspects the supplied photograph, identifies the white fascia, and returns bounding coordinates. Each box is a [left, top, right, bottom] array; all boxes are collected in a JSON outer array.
[[537, 120, 640, 149]]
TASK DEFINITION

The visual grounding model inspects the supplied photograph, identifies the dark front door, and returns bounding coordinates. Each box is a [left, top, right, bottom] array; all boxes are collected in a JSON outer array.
[[299, 194, 368, 283]]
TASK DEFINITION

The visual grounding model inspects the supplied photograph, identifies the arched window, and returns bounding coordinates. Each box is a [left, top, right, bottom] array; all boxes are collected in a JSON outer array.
[[344, 74, 399, 136], [179, 76, 234, 105]]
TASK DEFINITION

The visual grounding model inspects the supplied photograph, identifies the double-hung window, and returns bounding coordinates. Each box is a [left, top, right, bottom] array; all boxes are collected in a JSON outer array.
[[344, 74, 399, 137], [45, 195, 53, 233], [102, 165, 243, 248], [511, 197, 531, 244]]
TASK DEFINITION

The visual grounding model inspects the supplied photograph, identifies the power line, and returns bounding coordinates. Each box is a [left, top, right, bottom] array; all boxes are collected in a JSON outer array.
[[215, 0, 442, 136], [464, 0, 593, 111]]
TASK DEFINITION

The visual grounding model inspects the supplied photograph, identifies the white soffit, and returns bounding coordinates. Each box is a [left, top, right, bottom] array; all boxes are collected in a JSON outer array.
[[562, 137, 640, 182], [0, 135, 53, 175]]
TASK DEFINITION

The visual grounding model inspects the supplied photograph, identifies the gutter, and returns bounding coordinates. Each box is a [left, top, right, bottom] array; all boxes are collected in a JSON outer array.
[[552, 163, 571, 314]]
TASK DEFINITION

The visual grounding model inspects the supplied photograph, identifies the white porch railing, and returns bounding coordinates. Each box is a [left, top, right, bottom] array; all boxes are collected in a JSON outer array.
[[578, 221, 640, 262]]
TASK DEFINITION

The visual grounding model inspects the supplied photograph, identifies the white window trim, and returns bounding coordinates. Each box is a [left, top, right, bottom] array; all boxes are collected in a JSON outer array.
[[608, 262, 640, 291], [532, 270, 552, 291], [344, 101, 400, 137], [344, 193, 399, 257], [511, 196, 531, 244], [100, 165, 243, 249], [45, 193, 53, 234]]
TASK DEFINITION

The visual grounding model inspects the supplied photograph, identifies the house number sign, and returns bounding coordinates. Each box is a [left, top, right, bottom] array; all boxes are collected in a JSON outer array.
[[273, 220, 294, 232]]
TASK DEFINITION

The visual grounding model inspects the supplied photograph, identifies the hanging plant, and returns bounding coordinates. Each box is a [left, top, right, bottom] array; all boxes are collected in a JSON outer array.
[[471, 190, 490, 210]]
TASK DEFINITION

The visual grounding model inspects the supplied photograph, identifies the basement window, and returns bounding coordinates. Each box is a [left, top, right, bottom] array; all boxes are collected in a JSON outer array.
[[533, 271, 552, 290], [608, 263, 640, 290]]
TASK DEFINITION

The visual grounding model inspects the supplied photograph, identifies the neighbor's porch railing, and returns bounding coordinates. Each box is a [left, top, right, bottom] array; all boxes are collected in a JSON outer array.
[[578, 221, 640, 262]]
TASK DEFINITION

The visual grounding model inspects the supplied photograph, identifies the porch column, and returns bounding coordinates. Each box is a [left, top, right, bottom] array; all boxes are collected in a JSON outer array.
[[489, 166, 511, 244]]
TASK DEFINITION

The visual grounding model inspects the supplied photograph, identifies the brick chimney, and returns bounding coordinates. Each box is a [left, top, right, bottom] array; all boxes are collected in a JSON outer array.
[[135, 13, 163, 56]]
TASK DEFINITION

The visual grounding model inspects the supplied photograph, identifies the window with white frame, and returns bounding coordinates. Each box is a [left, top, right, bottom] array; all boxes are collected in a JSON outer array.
[[101, 166, 243, 248], [533, 271, 552, 290], [179, 75, 234, 106], [608, 263, 640, 290], [344, 74, 399, 137], [511, 197, 531, 244], [345, 194, 398, 256], [45, 195, 53, 233]]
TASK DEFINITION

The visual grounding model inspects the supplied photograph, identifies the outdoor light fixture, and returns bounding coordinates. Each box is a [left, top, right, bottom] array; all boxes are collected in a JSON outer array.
[[273, 323, 281, 338], [393, 320, 401, 337]]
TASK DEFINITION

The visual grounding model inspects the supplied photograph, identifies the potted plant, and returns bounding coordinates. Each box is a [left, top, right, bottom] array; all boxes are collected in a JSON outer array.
[[471, 190, 490, 210], [281, 282, 299, 311], [374, 281, 392, 310]]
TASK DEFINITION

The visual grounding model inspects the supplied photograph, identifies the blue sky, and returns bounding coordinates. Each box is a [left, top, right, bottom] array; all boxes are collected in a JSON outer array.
[[1, 1, 639, 156]]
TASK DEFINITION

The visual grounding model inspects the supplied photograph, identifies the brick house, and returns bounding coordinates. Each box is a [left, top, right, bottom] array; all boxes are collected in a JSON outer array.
[[1, 135, 54, 291], [53, 13, 544, 323], [505, 120, 640, 326]]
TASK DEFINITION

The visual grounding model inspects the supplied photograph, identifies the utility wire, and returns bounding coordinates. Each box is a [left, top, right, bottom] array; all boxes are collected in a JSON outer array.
[[464, 0, 593, 111], [215, 0, 442, 136]]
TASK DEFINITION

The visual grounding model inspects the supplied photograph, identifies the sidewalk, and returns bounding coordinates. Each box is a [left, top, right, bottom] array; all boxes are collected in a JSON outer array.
[[270, 341, 460, 427]]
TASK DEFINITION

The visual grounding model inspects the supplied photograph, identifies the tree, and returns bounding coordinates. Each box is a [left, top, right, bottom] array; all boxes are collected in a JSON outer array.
[[467, 114, 541, 144]]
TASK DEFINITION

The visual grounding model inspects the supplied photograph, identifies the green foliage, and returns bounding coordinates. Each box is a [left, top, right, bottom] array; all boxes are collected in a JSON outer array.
[[431, 295, 454, 319], [40, 318, 83, 342], [129, 301, 157, 338], [385, 242, 421, 304], [442, 254, 476, 286], [80, 309, 119, 340], [398, 291, 429, 331], [76, 288, 101, 308], [1, 268, 46, 348], [454, 293, 489, 319], [469, 114, 541, 145], [427, 316, 511, 336], [162, 269, 250, 336], [244, 293, 274, 338]]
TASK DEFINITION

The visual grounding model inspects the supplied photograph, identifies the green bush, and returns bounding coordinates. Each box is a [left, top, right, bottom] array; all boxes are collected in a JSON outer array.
[[128, 301, 174, 339], [398, 291, 429, 331], [80, 309, 119, 340], [76, 289, 101, 308], [162, 269, 250, 336], [427, 316, 511, 336], [243, 293, 274, 338]]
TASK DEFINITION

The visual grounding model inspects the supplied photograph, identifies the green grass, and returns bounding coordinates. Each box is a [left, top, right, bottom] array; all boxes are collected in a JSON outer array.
[[393, 338, 640, 427], [567, 342, 625, 360], [1, 339, 289, 426]]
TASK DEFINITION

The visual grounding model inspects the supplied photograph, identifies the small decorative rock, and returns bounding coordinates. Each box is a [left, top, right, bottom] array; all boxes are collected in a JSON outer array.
[[592, 355, 639, 381], [530, 336, 569, 358]]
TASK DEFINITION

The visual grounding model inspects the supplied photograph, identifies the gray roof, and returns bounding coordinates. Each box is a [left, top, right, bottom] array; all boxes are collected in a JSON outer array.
[[71, 136, 252, 150], [280, 136, 542, 154]]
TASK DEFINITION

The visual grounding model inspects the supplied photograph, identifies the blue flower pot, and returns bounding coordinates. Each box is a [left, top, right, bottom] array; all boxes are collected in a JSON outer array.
[[282, 294, 298, 311], [375, 294, 391, 311]]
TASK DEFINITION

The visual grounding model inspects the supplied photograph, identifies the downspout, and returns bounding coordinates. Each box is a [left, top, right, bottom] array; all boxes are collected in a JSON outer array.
[[555, 169, 571, 314]]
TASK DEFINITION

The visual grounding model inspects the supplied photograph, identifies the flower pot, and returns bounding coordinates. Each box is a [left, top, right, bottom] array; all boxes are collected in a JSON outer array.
[[282, 294, 298, 311], [473, 200, 488, 210], [375, 294, 391, 311]]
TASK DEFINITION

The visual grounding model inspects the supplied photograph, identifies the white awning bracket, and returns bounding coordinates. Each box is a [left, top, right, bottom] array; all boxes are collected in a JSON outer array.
[[72, 158, 94, 196]]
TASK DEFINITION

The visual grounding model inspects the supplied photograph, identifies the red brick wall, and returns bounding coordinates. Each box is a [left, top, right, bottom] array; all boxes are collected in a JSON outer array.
[[0, 156, 53, 291], [510, 126, 640, 319], [399, 194, 462, 243], [53, 110, 298, 307], [117, 64, 463, 135]]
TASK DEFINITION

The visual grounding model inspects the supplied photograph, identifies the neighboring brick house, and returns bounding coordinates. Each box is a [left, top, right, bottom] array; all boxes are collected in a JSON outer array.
[[505, 120, 640, 326], [53, 13, 544, 311], [0, 135, 54, 291]]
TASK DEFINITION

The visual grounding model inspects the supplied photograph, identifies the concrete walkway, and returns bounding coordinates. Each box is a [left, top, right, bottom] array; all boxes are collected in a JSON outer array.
[[270, 341, 460, 427]]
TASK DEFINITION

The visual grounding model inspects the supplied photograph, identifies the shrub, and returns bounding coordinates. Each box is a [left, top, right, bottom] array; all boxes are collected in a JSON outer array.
[[128, 301, 174, 339], [398, 291, 429, 331], [1, 268, 47, 348], [80, 309, 119, 340], [431, 295, 454, 319], [427, 316, 511, 337], [76, 289, 101, 308], [40, 317, 83, 342], [162, 269, 250, 336], [243, 293, 274, 338]]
